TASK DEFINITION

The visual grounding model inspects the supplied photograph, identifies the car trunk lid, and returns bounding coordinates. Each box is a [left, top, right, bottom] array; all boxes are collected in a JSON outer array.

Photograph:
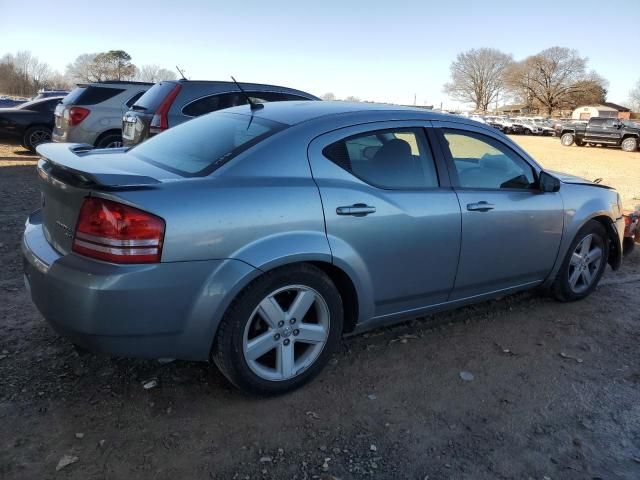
[[36, 143, 177, 255]]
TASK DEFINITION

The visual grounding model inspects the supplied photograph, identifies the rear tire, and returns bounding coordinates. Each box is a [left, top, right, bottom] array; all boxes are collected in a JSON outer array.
[[621, 137, 638, 152], [560, 133, 574, 146], [22, 126, 52, 152], [95, 133, 123, 149], [552, 221, 609, 302], [212, 264, 343, 395]]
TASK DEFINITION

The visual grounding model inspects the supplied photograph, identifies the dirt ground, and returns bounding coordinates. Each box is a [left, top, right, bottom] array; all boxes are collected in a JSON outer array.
[[1, 136, 640, 480]]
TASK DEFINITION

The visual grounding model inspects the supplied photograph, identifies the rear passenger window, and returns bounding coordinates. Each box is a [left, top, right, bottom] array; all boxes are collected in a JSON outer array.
[[322, 128, 438, 189], [442, 130, 536, 190], [182, 93, 245, 117]]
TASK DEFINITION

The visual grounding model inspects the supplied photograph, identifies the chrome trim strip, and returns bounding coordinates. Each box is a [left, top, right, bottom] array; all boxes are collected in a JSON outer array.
[[74, 239, 157, 255], [75, 231, 158, 247]]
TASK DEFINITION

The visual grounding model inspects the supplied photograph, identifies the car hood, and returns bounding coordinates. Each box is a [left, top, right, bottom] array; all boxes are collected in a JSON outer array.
[[548, 170, 612, 189]]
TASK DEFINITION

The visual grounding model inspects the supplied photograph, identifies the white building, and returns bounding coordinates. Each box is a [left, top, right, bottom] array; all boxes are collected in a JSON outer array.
[[571, 105, 618, 120]]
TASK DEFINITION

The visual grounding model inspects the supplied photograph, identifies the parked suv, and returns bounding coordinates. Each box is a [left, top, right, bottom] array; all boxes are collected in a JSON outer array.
[[53, 81, 152, 148], [122, 80, 319, 146]]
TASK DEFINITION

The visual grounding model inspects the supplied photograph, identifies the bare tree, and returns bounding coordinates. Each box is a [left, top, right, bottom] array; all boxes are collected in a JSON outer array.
[[93, 50, 137, 81], [444, 48, 513, 112], [344, 95, 361, 102], [136, 65, 177, 83], [0, 51, 64, 95], [321, 92, 336, 101], [505, 47, 593, 115], [630, 79, 640, 111], [66, 51, 137, 83], [563, 72, 608, 109], [66, 53, 98, 83]]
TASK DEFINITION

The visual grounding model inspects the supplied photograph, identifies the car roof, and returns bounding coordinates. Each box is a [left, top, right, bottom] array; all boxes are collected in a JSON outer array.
[[223, 100, 465, 126]]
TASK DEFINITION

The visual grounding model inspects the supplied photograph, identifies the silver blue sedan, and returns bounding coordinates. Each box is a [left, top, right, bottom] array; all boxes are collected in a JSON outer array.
[[23, 101, 625, 394]]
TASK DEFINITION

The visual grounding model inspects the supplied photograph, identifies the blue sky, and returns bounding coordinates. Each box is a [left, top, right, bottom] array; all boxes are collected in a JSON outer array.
[[2, 0, 638, 108]]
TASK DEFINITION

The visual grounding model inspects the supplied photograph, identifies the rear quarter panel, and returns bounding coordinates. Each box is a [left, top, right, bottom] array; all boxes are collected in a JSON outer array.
[[110, 128, 331, 268]]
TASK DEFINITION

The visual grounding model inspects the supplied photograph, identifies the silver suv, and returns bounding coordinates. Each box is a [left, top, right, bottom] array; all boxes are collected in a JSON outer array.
[[121, 80, 319, 146], [53, 81, 152, 148]]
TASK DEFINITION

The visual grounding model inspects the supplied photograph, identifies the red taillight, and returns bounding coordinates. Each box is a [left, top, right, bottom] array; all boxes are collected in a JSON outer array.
[[68, 107, 90, 126], [149, 84, 182, 134], [72, 197, 165, 264]]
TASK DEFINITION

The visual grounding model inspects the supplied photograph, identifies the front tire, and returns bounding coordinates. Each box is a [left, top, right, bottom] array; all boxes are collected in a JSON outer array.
[[560, 133, 574, 146], [212, 264, 343, 395], [552, 221, 609, 302], [621, 137, 638, 152]]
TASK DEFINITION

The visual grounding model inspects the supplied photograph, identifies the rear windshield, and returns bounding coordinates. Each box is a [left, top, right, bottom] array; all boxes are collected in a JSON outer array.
[[129, 112, 287, 176], [62, 87, 86, 105], [62, 86, 124, 106], [131, 82, 177, 112]]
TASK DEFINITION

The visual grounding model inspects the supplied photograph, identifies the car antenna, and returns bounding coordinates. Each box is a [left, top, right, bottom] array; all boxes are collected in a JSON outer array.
[[175, 66, 187, 81], [231, 76, 263, 110]]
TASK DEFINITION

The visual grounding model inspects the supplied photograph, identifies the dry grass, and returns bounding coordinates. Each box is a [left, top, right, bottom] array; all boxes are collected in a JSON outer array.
[[512, 135, 640, 210]]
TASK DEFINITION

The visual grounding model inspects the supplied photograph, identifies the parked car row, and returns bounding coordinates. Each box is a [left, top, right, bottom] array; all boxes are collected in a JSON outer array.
[[470, 115, 556, 136], [0, 79, 318, 152], [54, 79, 318, 149]]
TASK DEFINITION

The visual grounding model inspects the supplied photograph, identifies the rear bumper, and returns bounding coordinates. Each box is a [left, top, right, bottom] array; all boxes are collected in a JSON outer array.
[[22, 210, 258, 361], [52, 127, 98, 146]]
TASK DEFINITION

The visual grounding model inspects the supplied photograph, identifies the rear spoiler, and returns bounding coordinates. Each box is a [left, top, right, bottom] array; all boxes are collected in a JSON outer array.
[[36, 143, 160, 189]]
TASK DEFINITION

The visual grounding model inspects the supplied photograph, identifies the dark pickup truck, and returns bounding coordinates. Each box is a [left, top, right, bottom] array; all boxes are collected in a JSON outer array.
[[560, 117, 639, 152]]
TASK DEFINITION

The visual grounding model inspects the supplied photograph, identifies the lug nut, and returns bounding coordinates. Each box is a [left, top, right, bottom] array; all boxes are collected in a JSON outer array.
[[290, 318, 296, 324], [274, 333, 281, 341], [283, 339, 291, 346], [277, 320, 284, 327], [293, 329, 299, 336]]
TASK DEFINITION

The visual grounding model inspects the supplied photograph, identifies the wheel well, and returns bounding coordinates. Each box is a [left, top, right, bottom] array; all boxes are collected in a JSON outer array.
[[307, 261, 359, 333], [94, 129, 122, 147], [591, 216, 622, 270], [621, 134, 638, 141], [24, 124, 51, 134]]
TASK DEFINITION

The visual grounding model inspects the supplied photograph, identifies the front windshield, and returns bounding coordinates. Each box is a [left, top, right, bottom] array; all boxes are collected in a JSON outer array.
[[622, 120, 640, 128]]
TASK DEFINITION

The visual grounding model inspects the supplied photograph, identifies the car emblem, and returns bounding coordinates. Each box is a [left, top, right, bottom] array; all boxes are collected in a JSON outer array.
[[55, 220, 73, 238]]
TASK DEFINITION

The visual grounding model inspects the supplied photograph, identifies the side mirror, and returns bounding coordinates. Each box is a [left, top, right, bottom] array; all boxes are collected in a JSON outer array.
[[539, 171, 561, 193]]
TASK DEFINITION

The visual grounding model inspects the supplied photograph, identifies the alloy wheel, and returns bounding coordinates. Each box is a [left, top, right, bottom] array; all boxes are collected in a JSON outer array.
[[29, 129, 51, 147], [242, 285, 330, 381], [568, 234, 603, 294]]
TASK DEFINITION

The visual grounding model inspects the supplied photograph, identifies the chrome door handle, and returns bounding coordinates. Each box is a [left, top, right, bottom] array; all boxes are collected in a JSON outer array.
[[466, 201, 495, 212], [336, 204, 376, 216]]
